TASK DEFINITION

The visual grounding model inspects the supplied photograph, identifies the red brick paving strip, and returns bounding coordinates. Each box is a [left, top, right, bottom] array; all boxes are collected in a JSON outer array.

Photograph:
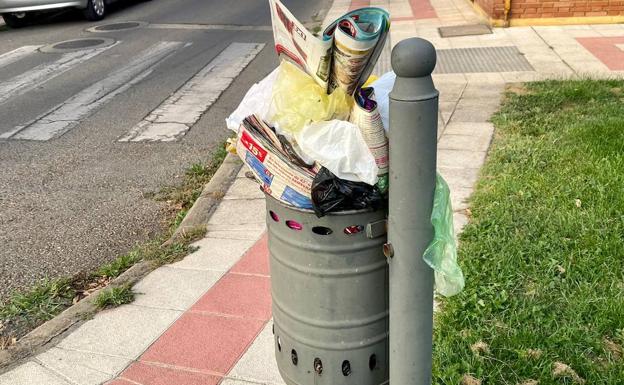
[[349, 0, 436, 20], [576, 36, 624, 71], [349, 0, 371, 11], [109, 234, 272, 385], [120, 362, 221, 385], [394, 0, 437, 20]]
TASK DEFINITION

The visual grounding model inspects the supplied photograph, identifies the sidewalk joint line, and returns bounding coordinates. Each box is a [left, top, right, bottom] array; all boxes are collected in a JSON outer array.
[[31, 358, 82, 385], [222, 320, 271, 379], [531, 26, 577, 75], [186, 309, 270, 322], [438, 81, 468, 137], [229, 271, 271, 278], [132, 359, 225, 377]]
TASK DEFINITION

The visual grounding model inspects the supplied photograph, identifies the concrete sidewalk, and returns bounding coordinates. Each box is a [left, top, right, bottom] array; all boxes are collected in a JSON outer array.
[[2, 0, 624, 384]]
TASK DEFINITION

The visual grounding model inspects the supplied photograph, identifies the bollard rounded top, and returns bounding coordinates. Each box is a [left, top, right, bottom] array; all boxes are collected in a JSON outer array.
[[391, 38, 437, 78]]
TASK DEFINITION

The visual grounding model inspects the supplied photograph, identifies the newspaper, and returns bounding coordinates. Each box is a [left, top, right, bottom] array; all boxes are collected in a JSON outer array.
[[350, 87, 389, 192], [269, 0, 389, 95], [236, 115, 317, 209]]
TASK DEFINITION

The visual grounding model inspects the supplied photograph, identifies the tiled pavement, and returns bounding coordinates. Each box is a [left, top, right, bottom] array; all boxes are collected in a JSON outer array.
[[3, 0, 624, 383]]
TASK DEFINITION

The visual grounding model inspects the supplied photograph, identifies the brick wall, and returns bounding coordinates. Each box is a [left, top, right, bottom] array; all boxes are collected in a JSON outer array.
[[473, 0, 624, 20]]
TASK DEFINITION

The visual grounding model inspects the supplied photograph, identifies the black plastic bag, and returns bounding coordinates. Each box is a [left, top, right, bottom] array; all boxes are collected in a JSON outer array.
[[311, 167, 385, 217]]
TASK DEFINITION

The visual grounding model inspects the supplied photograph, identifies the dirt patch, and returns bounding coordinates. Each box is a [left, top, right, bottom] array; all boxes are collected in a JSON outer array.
[[526, 349, 543, 359], [603, 338, 623, 361], [470, 341, 490, 355], [552, 362, 585, 384], [506, 82, 531, 96], [461, 374, 482, 385]]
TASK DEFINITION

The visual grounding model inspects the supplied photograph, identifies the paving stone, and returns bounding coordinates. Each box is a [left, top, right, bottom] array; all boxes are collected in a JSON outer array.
[[120, 361, 221, 385], [438, 166, 480, 189], [438, 149, 487, 169], [36, 347, 130, 385], [461, 86, 503, 101], [438, 24, 491, 38], [204, 225, 266, 241], [171, 236, 257, 272], [438, 133, 491, 152], [58, 305, 181, 359], [443, 122, 494, 137], [438, 101, 456, 126], [191, 273, 271, 320], [236, 167, 251, 178], [453, 212, 469, 237], [466, 73, 505, 87], [231, 234, 270, 276], [450, 104, 497, 123], [450, 187, 473, 211], [224, 177, 265, 200], [0, 361, 71, 385], [432, 73, 467, 84], [220, 380, 266, 385], [132, 266, 224, 310], [104, 379, 135, 385], [139, 313, 265, 375], [228, 322, 285, 385], [438, 83, 467, 102], [208, 198, 266, 226]]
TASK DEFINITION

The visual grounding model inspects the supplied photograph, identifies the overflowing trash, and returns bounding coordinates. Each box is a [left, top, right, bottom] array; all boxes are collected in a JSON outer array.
[[228, 0, 390, 213], [226, 0, 463, 296]]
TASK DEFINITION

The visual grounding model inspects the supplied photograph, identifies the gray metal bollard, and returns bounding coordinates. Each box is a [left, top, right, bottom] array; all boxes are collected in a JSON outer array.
[[387, 38, 438, 385]]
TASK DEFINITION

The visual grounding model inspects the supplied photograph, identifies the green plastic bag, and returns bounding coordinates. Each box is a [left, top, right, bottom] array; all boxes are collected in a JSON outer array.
[[423, 174, 465, 297]]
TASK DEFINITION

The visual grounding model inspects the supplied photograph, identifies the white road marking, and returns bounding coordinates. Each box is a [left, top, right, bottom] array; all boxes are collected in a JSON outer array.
[[119, 42, 265, 142], [148, 23, 272, 31], [0, 43, 117, 106], [0, 45, 42, 69], [4, 42, 188, 141]]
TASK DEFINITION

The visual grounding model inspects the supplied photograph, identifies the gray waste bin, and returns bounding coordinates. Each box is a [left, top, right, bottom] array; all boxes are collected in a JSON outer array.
[[266, 195, 389, 385]]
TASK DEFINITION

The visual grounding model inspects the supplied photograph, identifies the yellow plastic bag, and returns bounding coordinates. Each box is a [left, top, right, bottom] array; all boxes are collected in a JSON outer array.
[[270, 61, 352, 134]]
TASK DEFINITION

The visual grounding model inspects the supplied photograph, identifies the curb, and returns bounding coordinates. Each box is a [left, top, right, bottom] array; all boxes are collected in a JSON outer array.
[[0, 152, 243, 372], [168, 153, 242, 243]]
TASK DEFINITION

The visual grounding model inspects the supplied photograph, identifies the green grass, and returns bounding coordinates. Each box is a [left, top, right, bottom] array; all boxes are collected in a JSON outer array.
[[0, 278, 77, 344], [94, 285, 134, 310], [133, 226, 206, 267], [94, 250, 142, 279], [433, 80, 624, 384], [0, 279, 76, 324]]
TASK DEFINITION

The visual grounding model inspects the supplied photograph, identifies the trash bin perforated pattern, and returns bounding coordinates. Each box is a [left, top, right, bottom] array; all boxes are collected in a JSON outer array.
[[266, 196, 389, 385]]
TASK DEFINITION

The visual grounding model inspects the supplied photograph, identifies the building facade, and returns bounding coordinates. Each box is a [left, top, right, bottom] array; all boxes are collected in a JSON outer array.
[[471, 0, 624, 25]]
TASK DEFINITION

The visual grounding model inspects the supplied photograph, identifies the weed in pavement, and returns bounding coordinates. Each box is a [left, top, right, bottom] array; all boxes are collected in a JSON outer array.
[[94, 250, 142, 279], [156, 145, 228, 229], [0, 278, 77, 346], [433, 80, 624, 384], [94, 285, 135, 310]]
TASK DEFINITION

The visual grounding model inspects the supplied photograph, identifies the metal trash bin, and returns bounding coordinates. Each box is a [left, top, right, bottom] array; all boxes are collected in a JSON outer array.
[[266, 195, 389, 385]]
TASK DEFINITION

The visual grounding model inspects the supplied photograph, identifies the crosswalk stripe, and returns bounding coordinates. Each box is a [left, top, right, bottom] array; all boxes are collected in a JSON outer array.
[[118, 42, 265, 142], [0, 45, 43, 69], [4, 41, 188, 141], [0, 43, 118, 107]]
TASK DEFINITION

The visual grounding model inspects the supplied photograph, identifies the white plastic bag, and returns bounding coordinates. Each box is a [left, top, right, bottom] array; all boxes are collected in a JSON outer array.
[[369, 71, 395, 132], [225, 68, 279, 132], [295, 120, 378, 185]]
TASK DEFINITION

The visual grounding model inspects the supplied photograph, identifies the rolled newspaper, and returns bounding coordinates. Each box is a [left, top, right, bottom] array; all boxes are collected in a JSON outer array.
[[350, 87, 389, 193], [269, 0, 389, 95]]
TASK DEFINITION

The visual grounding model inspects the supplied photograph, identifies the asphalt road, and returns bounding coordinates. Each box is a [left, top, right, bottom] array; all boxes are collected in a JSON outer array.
[[0, 0, 331, 301]]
